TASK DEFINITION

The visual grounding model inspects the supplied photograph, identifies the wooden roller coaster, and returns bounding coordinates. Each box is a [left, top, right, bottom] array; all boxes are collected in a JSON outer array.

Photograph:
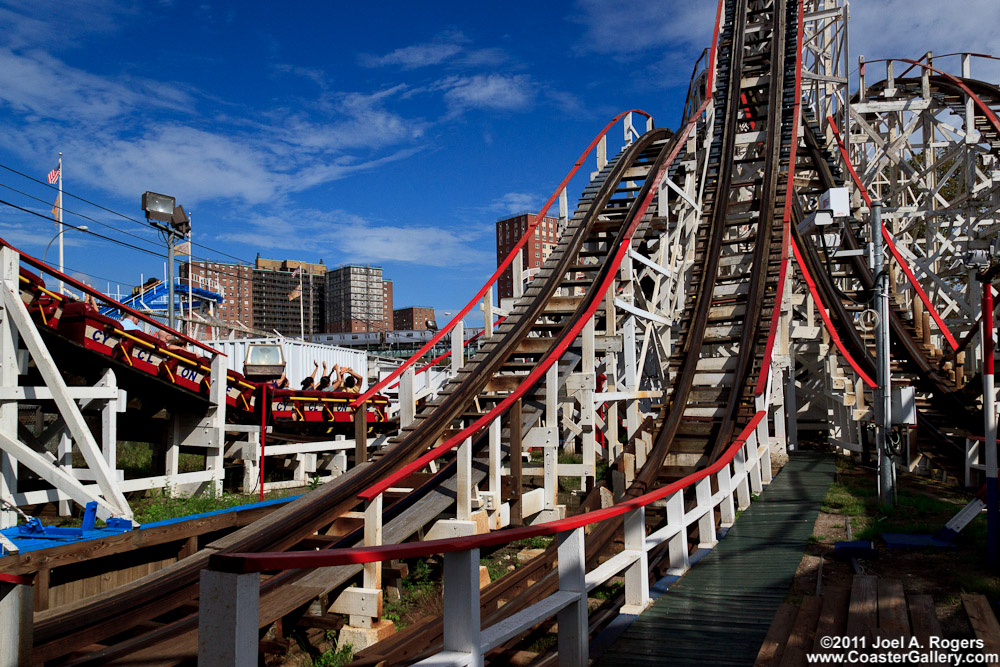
[[2, 0, 1000, 664]]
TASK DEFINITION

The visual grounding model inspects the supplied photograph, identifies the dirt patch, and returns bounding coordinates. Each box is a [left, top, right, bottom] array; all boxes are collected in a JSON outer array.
[[787, 454, 992, 640]]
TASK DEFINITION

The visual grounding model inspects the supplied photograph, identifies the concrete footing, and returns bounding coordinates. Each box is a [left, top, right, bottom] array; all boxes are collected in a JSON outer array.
[[338, 619, 395, 652]]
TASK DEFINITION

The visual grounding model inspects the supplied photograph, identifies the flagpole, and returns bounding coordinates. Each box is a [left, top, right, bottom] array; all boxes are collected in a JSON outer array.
[[187, 217, 193, 337], [57, 152, 63, 294], [298, 267, 304, 339]]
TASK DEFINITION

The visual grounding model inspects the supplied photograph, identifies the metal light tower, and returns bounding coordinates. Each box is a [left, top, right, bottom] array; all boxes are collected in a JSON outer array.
[[141, 192, 190, 331], [871, 200, 894, 507]]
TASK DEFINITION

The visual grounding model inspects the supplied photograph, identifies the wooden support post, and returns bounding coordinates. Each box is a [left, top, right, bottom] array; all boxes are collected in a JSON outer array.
[[0, 248, 19, 528], [510, 399, 523, 526], [399, 366, 415, 428], [442, 548, 483, 666], [544, 363, 559, 512], [33, 567, 49, 612], [483, 287, 493, 339], [621, 507, 649, 615], [0, 576, 33, 666], [488, 418, 501, 499], [755, 386, 772, 486], [718, 464, 736, 527], [786, 359, 798, 452], [513, 249, 524, 299], [557, 527, 588, 666], [57, 430, 71, 517], [98, 369, 117, 471], [665, 492, 690, 575], [695, 477, 717, 548], [208, 354, 226, 495], [581, 317, 596, 487], [451, 321, 464, 376], [543, 444, 557, 511], [457, 434, 472, 521], [354, 400, 367, 467], [363, 495, 382, 591], [198, 569, 259, 667], [734, 441, 752, 510], [747, 427, 763, 495]]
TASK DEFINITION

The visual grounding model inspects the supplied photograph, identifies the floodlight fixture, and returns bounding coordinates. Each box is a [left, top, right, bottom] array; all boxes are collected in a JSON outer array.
[[964, 248, 991, 270], [171, 205, 191, 235], [142, 191, 176, 223]]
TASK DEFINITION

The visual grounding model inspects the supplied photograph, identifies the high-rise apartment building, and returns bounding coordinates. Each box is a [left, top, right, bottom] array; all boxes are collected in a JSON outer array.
[[180, 261, 254, 332], [325, 265, 393, 333], [253, 257, 326, 337], [496, 211, 561, 299], [394, 306, 436, 331]]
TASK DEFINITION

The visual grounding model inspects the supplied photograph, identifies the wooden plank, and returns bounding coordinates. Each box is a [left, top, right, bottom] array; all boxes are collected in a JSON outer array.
[[907, 595, 945, 667], [846, 575, 878, 640], [877, 579, 910, 639], [755, 603, 798, 667], [33, 566, 50, 612], [813, 587, 851, 653], [779, 596, 823, 667], [963, 594, 1000, 665], [509, 398, 522, 526]]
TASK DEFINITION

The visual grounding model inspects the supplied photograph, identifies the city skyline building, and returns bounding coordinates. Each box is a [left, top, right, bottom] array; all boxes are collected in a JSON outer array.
[[324, 265, 393, 334], [252, 256, 326, 338], [495, 211, 561, 299]]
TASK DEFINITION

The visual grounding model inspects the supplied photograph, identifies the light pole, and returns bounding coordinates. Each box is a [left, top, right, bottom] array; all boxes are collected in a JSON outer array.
[[141, 192, 189, 331], [43, 225, 89, 292], [870, 200, 895, 507]]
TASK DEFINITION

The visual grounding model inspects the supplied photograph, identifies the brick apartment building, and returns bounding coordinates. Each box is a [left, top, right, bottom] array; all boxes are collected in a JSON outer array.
[[179, 261, 254, 332], [496, 211, 561, 299], [324, 265, 394, 333], [393, 306, 436, 331]]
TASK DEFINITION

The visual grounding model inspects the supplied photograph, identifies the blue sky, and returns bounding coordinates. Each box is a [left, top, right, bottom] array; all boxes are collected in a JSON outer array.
[[0, 0, 996, 327]]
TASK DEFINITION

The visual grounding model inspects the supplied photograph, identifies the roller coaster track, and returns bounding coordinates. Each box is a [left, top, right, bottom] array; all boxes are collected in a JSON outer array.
[[22, 3, 999, 666], [791, 67, 1000, 476], [31, 0, 800, 662], [353, 0, 801, 662], [30, 120, 682, 664]]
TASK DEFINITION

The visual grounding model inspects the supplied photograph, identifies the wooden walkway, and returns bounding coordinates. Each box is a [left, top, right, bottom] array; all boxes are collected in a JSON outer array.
[[756, 578, 1000, 665], [597, 450, 836, 666]]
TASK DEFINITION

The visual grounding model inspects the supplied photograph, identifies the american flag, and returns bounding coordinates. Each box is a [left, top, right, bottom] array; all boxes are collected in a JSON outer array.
[[47, 166, 60, 184], [291, 266, 300, 278]]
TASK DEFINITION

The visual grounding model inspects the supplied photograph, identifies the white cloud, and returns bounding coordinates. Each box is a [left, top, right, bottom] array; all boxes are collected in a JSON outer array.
[[848, 1, 1000, 81], [0, 48, 193, 122], [491, 192, 539, 214], [217, 209, 493, 268], [361, 42, 463, 69], [0, 0, 128, 49], [442, 74, 534, 111], [0, 44, 429, 208], [570, 0, 715, 58], [359, 32, 509, 71]]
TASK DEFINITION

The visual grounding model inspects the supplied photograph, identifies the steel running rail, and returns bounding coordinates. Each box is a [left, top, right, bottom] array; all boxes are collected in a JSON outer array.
[[214, 411, 766, 572], [350, 109, 653, 410], [753, 0, 803, 396], [359, 102, 706, 502]]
